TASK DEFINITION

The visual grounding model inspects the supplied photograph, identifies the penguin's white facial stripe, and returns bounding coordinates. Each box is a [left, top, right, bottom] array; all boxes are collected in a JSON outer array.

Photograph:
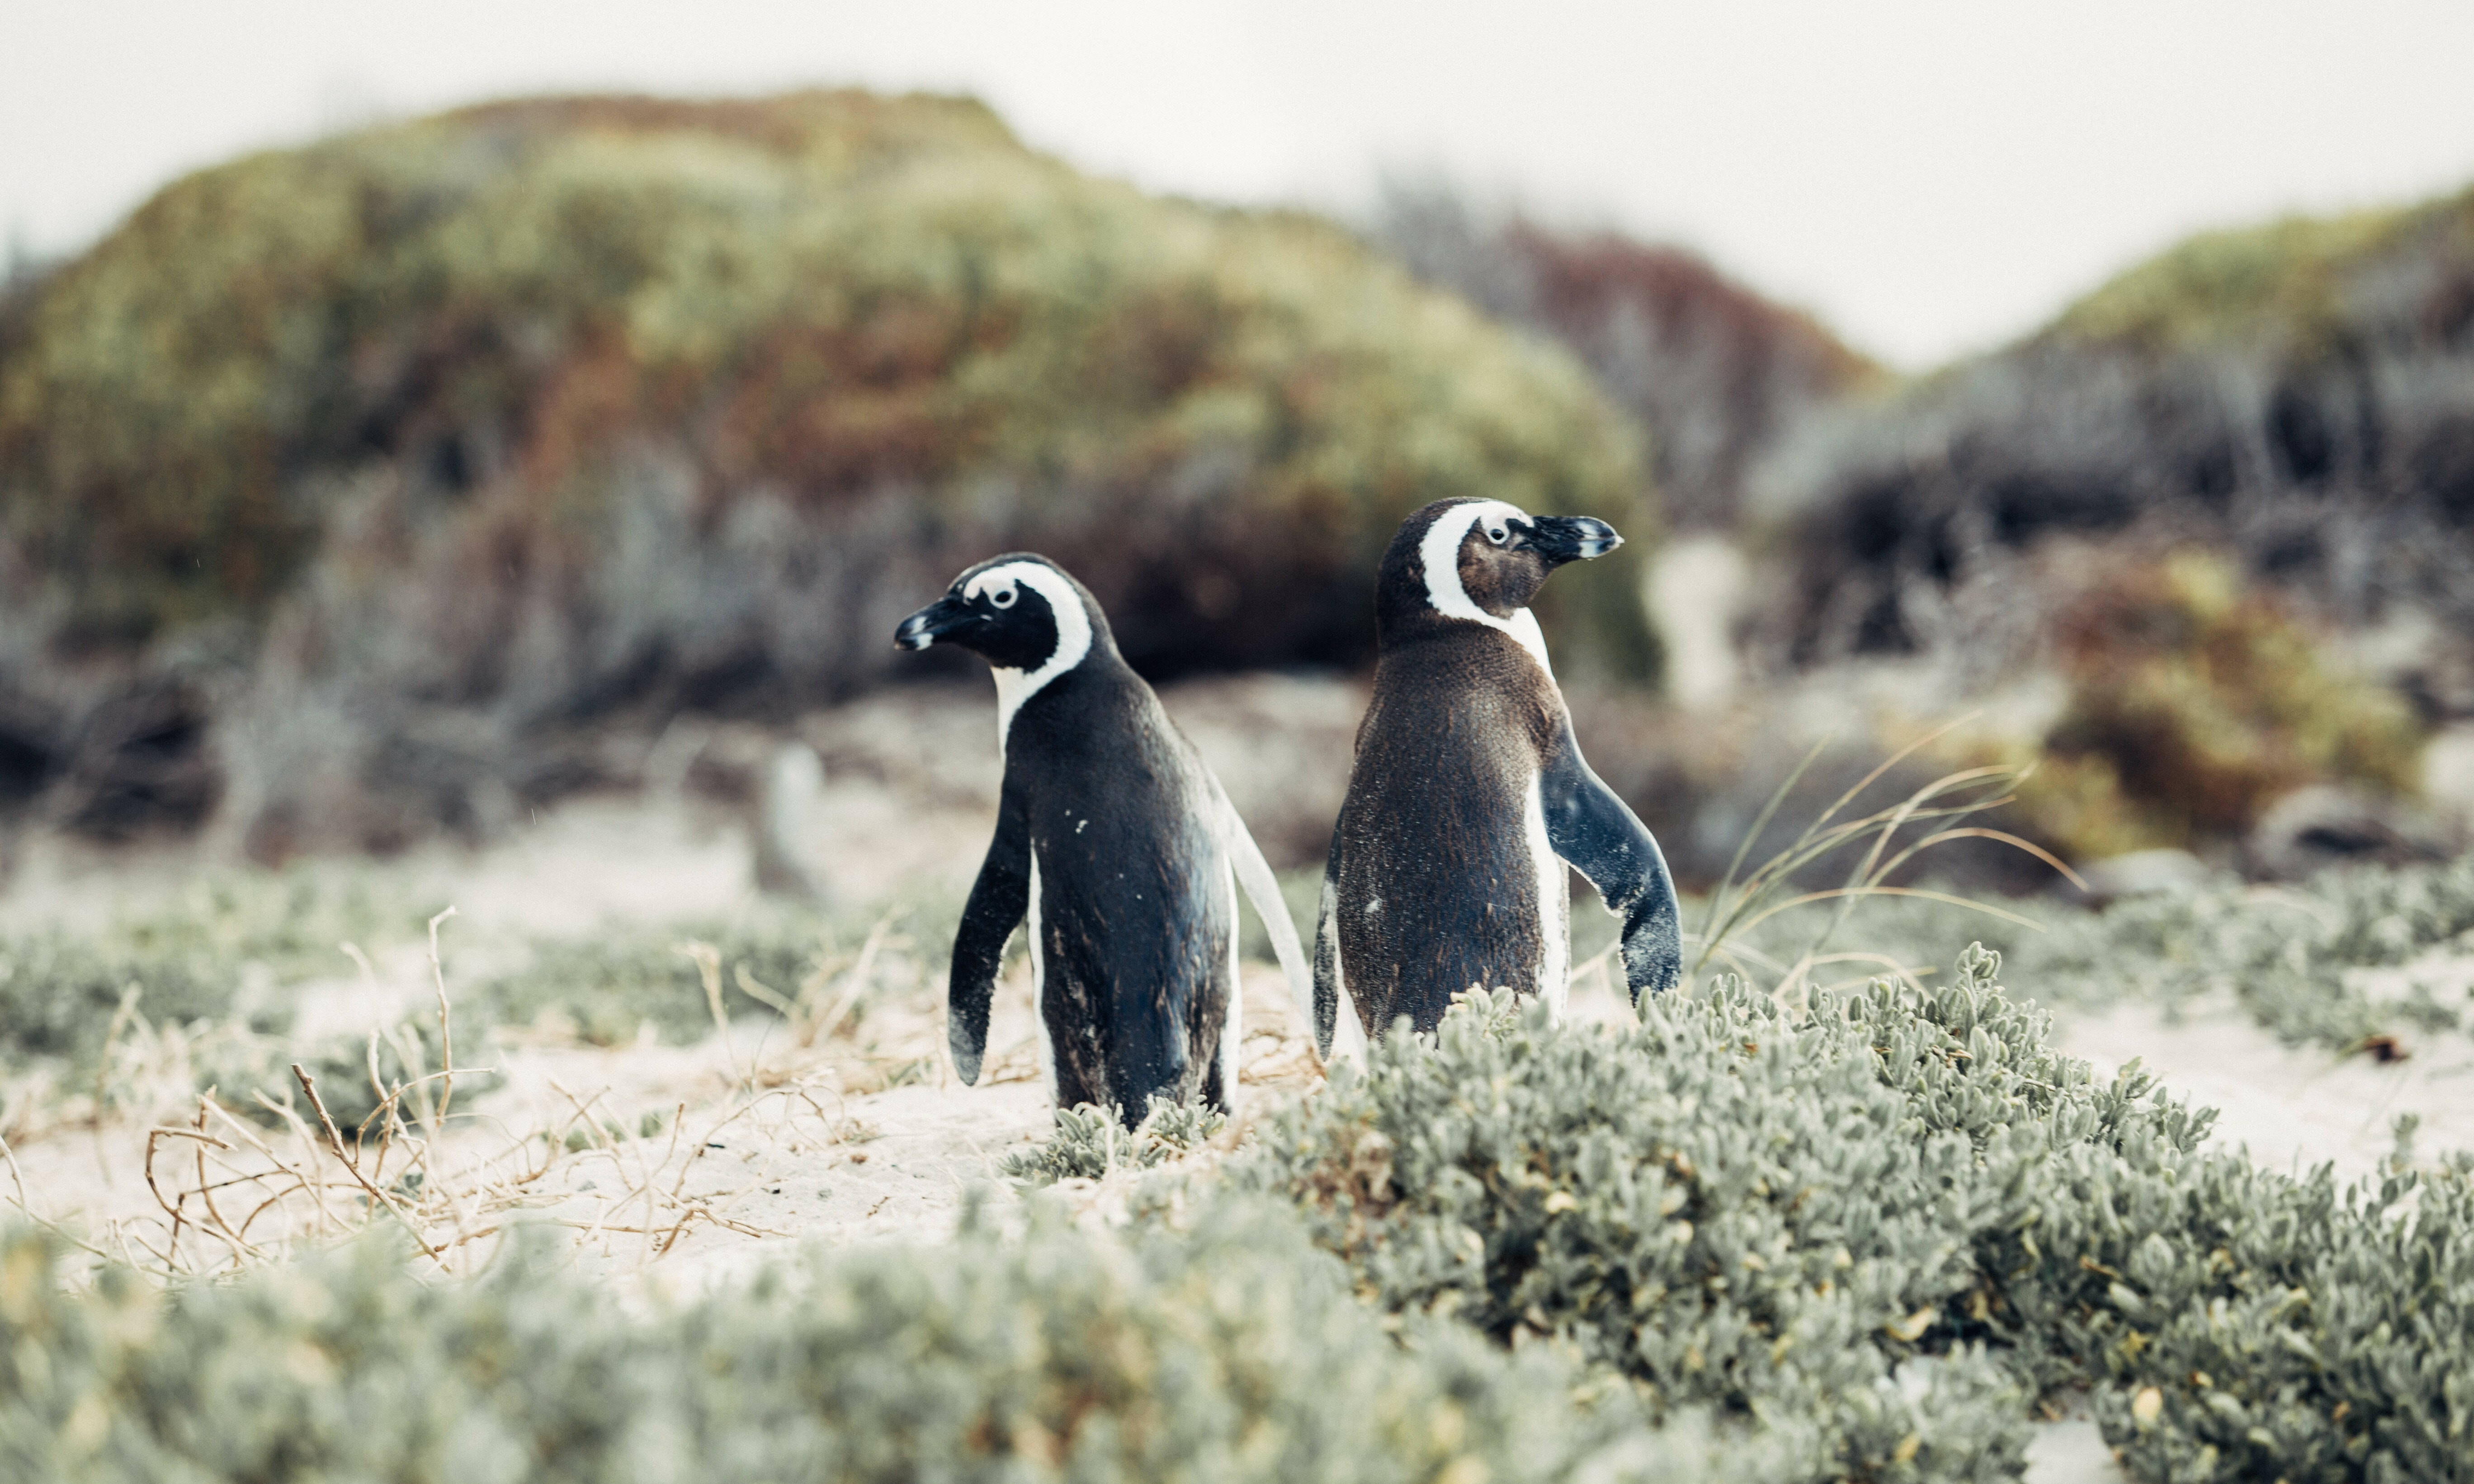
[[1416, 500, 1553, 678], [970, 561, 1094, 749]]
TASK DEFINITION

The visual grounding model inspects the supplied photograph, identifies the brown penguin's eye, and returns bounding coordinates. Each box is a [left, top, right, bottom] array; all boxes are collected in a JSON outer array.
[[1485, 525, 1509, 545], [989, 584, 1018, 609]]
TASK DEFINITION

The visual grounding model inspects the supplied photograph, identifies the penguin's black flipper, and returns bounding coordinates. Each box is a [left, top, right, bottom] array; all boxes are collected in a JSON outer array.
[[1540, 726, 1683, 1003], [949, 782, 1031, 1084]]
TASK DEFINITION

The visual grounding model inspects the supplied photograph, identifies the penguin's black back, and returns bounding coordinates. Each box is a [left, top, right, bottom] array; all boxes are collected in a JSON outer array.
[[1328, 620, 1563, 1034], [1007, 654, 1236, 1115]]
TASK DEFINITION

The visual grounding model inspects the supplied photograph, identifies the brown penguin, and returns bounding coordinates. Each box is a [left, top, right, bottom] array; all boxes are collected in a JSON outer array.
[[1314, 498, 1682, 1055]]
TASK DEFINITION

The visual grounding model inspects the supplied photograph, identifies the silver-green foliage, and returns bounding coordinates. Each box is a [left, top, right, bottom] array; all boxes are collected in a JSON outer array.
[[1722, 849, 2474, 1052], [1245, 947, 2474, 1482], [477, 894, 958, 1047], [476, 914, 842, 1046], [0, 1202, 1737, 1484], [0, 871, 402, 1067], [2028, 853, 2474, 1048], [1000, 1097, 1228, 1185]]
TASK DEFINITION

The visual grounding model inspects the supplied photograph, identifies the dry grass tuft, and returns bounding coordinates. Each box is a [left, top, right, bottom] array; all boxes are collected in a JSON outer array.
[[1687, 721, 2081, 1002]]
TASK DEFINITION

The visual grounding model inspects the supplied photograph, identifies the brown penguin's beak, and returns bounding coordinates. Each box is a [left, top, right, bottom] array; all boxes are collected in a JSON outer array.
[[895, 594, 977, 651], [1524, 515, 1622, 566]]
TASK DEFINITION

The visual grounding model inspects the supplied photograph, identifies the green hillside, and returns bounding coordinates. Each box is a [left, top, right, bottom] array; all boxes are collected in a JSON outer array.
[[0, 91, 1652, 848], [1749, 182, 2474, 864], [2050, 186, 2474, 357]]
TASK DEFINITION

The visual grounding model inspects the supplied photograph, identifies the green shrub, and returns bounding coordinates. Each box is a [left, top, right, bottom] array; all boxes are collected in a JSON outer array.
[[0, 89, 1657, 850], [1993, 551, 2426, 862], [2049, 201, 2430, 358], [1719, 848, 2474, 1052], [1244, 949, 2474, 1481], [0, 1202, 1742, 1484], [1001, 1098, 1228, 1185], [0, 870, 405, 1068], [474, 899, 947, 1047], [1754, 182, 2474, 674]]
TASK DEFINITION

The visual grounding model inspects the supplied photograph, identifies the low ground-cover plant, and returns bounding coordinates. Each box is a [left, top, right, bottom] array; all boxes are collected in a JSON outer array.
[[0, 871, 404, 1067], [2036, 851, 2474, 1050], [0, 874, 954, 1136], [1244, 948, 2474, 1482], [0, 1202, 1744, 1484], [1001, 1098, 1228, 1187], [474, 897, 950, 1048], [1722, 849, 2474, 1052]]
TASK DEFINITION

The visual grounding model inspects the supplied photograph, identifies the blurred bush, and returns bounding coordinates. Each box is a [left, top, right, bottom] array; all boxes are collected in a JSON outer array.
[[2001, 551, 2425, 861], [0, 1201, 1734, 1484], [475, 896, 951, 1047], [0, 871, 401, 1067], [1374, 179, 1878, 532], [1751, 184, 2474, 693], [0, 91, 1652, 856]]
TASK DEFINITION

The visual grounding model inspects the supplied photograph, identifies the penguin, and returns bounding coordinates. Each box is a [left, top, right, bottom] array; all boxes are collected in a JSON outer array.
[[1314, 498, 1683, 1057], [896, 554, 1314, 1125]]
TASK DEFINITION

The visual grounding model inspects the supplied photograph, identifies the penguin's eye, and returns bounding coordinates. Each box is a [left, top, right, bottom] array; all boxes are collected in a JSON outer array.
[[1484, 524, 1509, 546], [988, 583, 1018, 609]]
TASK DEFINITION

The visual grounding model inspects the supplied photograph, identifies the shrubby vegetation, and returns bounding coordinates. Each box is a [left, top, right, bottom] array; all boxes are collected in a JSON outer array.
[[1754, 184, 2474, 682], [1372, 179, 1877, 532], [14, 925, 2473, 1481], [0, 90, 1653, 856], [0, 872, 402, 1067], [1246, 953, 2474, 1482], [0, 871, 940, 1137], [1721, 848, 2474, 1053], [1988, 552, 2425, 862], [0, 1201, 1736, 1484], [999, 1098, 1228, 1187], [472, 901, 946, 1048]]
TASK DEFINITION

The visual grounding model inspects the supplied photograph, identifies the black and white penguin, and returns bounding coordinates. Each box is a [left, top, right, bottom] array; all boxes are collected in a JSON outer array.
[[897, 554, 1313, 1124], [1314, 498, 1682, 1056]]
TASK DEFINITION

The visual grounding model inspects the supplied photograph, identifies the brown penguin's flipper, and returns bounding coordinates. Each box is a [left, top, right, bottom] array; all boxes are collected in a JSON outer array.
[[1540, 719, 1683, 1001]]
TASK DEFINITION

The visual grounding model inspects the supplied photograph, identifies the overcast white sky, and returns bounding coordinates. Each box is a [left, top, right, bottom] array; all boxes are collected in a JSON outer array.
[[6, 1, 2473, 367]]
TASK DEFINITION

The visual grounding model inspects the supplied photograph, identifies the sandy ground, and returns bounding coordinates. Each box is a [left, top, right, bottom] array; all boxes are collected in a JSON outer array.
[[8, 677, 2473, 1483], [2055, 986, 2474, 1185]]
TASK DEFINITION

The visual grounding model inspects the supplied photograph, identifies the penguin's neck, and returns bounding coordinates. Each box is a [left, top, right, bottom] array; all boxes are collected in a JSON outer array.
[[992, 632, 1127, 755], [1383, 604, 1555, 683]]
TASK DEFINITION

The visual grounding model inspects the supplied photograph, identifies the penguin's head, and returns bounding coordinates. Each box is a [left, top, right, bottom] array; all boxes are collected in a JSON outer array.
[[894, 553, 1100, 674], [1386, 497, 1622, 627]]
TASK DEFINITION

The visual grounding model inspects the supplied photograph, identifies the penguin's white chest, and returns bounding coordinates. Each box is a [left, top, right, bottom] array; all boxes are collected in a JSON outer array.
[[1027, 851, 1055, 1097], [1524, 772, 1570, 1017]]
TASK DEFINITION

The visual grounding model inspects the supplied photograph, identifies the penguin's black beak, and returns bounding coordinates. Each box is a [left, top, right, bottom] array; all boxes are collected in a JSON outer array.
[[895, 594, 976, 651], [1524, 515, 1622, 566]]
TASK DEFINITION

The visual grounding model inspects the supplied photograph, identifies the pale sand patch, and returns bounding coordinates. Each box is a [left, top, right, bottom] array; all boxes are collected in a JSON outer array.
[[1649, 533, 1749, 712], [2, 953, 1317, 1291], [2049, 993, 2474, 1182], [2025, 1414, 2121, 1484]]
